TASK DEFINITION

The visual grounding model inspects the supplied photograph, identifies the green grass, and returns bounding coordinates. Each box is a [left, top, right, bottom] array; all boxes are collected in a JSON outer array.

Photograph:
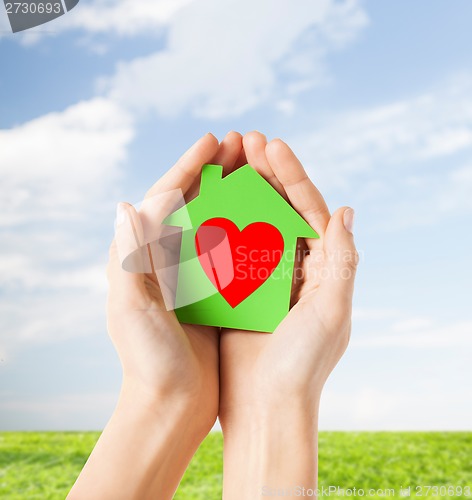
[[0, 432, 471, 499]]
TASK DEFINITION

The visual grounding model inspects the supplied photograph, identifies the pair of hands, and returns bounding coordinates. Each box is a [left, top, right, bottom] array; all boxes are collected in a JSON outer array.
[[108, 130, 357, 425], [99, 131, 357, 498]]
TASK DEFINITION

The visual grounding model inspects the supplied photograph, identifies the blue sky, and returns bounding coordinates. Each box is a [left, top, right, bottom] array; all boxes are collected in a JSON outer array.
[[0, 0, 471, 430]]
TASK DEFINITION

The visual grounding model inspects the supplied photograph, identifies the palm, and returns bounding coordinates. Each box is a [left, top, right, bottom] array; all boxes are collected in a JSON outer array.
[[107, 133, 230, 423], [219, 133, 354, 414], [219, 239, 331, 409], [141, 273, 219, 395]]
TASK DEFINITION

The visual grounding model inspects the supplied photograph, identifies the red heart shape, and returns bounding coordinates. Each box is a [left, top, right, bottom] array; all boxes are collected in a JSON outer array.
[[195, 218, 284, 308]]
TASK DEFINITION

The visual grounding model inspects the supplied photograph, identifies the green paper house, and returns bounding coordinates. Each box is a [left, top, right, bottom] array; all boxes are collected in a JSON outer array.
[[163, 164, 318, 332]]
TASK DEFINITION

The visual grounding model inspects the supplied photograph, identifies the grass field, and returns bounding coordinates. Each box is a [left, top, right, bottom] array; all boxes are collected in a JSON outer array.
[[0, 431, 471, 499]]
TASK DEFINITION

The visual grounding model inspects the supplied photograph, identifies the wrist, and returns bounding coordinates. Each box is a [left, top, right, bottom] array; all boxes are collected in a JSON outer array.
[[220, 397, 320, 446], [220, 399, 320, 499], [119, 376, 216, 438], [69, 377, 213, 500], [219, 388, 322, 428]]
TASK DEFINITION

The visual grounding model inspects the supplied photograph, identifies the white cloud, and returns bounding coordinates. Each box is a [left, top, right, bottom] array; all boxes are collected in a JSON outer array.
[[372, 160, 472, 229], [0, 253, 107, 360], [320, 386, 472, 430], [0, 7, 12, 32], [391, 316, 433, 333], [353, 321, 472, 349], [0, 254, 107, 293], [0, 97, 133, 225], [320, 387, 396, 428], [437, 164, 472, 214], [0, 391, 118, 430], [320, 309, 472, 430], [2, 0, 367, 118], [288, 73, 472, 231], [351, 308, 472, 349], [292, 74, 472, 190], [60, 0, 193, 36], [0, 98, 134, 357], [0, 0, 193, 42], [0, 292, 106, 346], [105, 0, 368, 118], [352, 307, 399, 322]]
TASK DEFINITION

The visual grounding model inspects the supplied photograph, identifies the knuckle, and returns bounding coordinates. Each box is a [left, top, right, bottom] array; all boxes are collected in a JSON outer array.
[[342, 248, 359, 272]]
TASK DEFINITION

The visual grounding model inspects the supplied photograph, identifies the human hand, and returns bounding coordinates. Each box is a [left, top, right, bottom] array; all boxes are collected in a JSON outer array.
[[108, 132, 246, 429], [69, 132, 245, 500], [218, 132, 358, 496]]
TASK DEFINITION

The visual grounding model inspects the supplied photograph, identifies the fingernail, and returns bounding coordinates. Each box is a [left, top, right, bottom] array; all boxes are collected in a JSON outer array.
[[251, 130, 267, 140], [116, 202, 127, 226], [343, 208, 355, 234], [226, 130, 241, 139]]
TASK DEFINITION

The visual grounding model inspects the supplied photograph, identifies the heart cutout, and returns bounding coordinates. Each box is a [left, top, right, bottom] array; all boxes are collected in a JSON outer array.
[[195, 217, 284, 307]]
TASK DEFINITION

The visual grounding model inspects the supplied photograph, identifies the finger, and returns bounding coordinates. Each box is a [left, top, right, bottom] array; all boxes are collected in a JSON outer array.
[[108, 203, 150, 308], [265, 139, 331, 238], [140, 134, 219, 251], [145, 133, 219, 199], [319, 207, 358, 306], [234, 144, 248, 170], [243, 131, 286, 196], [211, 131, 243, 176], [183, 177, 201, 204], [185, 131, 243, 201]]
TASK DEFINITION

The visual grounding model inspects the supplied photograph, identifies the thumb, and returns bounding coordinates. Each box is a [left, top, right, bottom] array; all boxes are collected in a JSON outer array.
[[320, 207, 358, 306], [107, 202, 150, 308]]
